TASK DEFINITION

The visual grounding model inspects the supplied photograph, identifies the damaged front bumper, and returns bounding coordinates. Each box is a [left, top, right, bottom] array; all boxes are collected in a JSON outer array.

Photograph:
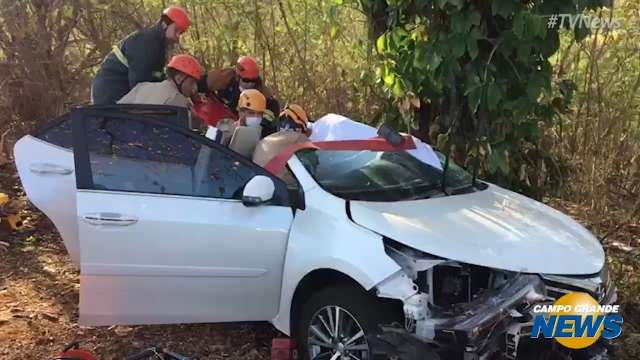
[[374, 242, 617, 360]]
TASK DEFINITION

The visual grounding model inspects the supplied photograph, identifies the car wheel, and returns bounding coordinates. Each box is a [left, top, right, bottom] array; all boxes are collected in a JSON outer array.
[[295, 284, 400, 360]]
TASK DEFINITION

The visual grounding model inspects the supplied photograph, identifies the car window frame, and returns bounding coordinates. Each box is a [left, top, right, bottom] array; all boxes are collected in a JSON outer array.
[[33, 113, 74, 149], [70, 105, 292, 207], [294, 148, 478, 202], [32, 104, 191, 148]]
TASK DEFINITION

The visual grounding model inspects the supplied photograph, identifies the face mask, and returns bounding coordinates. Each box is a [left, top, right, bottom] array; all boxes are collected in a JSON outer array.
[[239, 79, 256, 91], [246, 116, 262, 128]]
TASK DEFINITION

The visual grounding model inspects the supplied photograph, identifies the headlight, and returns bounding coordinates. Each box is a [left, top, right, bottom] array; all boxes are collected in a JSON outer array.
[[540, 263, 614, 303]]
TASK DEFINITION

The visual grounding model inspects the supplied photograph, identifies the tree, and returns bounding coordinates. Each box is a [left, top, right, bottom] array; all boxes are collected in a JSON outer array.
[[357, 0, 610, 196]]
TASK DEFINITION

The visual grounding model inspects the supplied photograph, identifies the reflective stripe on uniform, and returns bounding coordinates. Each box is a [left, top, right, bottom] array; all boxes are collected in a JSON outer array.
[[112, 45, 129, 68]]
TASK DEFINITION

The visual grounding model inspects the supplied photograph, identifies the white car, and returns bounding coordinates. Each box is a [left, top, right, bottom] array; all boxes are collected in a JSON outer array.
[[15, 105, 615, 360]]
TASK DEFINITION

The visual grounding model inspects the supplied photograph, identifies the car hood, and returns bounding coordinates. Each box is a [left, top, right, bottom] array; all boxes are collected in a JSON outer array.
[[349, 184, 604, 275]]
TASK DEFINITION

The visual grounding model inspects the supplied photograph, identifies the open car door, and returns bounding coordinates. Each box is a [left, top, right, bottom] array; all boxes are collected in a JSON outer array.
[[14, 115, 80, 263], [69, 106, 294, 325]]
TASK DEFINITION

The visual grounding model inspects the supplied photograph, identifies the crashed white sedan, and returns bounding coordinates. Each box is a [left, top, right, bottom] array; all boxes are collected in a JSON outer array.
[[15, 105, 614, 360]]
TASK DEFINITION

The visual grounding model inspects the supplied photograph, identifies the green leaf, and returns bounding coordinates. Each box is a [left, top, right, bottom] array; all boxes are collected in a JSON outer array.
[[469, 11, 481, 27], [464, 73, 481, 95], [467, 37, 478, 59], [517, 43, 530, 62], [451, 12, 467, 33], [392, 79, 404, 97], [513, 13, 527, 39], [383, 72, 395, 87], [376, 33, 387, 54], [436, 0, 462, 10], [487, 82, 502, 111], [448, 0, 463, 9], [391, 27, 410, 47], [330, 25, 338, 39], [526, 14, 546, 39], [492, 0, 517, 17], [334, 0, 344, 5], [450, 34, 466, 57], [488, 149, 509, 175], [420, 48, 443, 71], [527, 74, 544, 102], [468, 86, 482, 113]]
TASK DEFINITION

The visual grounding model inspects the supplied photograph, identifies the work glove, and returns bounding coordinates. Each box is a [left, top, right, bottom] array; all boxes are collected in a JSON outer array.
[[206, 68, 235, 91], [263, 109, 276, 123]]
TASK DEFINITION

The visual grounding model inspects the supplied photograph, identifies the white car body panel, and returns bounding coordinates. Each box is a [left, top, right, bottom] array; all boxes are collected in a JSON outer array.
[[77, 190, 292, 325], [14, 111, 609, 340], [14, 136, 80, 264], [350, 184, 604, 275], [271, 158, 402, 335]]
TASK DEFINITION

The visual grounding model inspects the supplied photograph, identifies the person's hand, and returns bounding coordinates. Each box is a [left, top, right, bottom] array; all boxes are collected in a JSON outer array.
[[206, 68, 235, 91]]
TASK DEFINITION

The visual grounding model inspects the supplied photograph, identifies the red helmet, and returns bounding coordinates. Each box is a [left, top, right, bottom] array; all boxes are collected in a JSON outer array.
[[236, 56, 259, 80], [163, 6, 191, 32], [167, 54, 201, 79]]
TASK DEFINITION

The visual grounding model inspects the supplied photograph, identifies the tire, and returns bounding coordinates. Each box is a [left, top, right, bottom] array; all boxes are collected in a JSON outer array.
[[294, 284, 401, 360]]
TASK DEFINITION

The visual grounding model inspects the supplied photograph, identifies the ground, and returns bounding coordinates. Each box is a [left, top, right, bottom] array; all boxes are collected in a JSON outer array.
[[0, 168, 638, 359]]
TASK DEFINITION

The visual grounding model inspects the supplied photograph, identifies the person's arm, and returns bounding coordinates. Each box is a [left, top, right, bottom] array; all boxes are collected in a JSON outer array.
[[266, 97, 280, 119], [200, 68, 235, 93], [197, 74, 209, 93]]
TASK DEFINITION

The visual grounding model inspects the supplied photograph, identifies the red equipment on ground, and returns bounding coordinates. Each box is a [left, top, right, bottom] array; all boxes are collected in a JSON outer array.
[[52, 342, 98, 360], [271, 338, 297, 360]]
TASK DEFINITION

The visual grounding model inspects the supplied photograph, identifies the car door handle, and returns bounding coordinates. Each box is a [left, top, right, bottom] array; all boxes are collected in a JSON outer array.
[[29, 163, 73, 175], [82, 213, 138, 226]]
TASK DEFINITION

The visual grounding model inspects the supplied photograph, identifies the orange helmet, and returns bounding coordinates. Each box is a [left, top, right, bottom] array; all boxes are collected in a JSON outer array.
[[167, 54, 201, 79], [279, 104, 309, 131], [236, 56, 260, 80], [163, 6, 191, 32], [238, 89, 266, 112]]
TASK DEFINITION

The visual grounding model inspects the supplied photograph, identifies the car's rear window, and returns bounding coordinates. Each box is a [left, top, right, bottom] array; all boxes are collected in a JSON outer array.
[[34, 114, 73, 149]]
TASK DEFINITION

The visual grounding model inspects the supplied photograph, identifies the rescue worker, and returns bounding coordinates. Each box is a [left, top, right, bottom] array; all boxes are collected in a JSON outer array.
[[203, 56, 279, 137], [117, 54, 201, 107], [91, 6, 191, 105], [275, 104, 312, 136], [252, 104, 311, 184], [225, 89, 268, 158]]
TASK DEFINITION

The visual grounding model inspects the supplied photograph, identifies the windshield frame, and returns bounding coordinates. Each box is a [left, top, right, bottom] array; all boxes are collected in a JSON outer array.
[[294, 148, 477, 202]]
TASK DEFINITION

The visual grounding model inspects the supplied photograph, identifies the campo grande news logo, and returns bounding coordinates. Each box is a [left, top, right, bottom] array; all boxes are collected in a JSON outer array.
[[530, 292, 624, 349]]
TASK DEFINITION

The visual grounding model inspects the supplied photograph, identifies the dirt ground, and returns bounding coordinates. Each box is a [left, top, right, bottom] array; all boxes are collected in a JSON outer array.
[[1, 168, 639, 359]]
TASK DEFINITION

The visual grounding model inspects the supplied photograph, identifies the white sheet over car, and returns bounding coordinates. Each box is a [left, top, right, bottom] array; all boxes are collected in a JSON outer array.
[[309, 113, 442, 170]]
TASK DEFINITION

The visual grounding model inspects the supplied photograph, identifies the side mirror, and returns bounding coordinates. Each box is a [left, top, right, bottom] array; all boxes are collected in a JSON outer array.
[[242, 175, 275, 207]]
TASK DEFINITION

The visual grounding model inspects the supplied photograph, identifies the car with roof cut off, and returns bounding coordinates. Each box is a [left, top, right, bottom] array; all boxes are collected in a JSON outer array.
[[14, 105, 615, 360]]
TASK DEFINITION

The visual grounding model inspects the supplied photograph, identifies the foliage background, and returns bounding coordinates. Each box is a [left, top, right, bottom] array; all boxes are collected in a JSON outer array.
[[0, 0, 638, 357]]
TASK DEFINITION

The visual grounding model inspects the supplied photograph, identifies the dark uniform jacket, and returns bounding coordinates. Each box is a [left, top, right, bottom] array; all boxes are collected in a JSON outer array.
[[92, 23, 168, 105]]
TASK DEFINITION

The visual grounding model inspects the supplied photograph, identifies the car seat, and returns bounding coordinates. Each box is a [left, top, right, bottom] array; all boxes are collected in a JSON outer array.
[[229, 126, 262, 158], [253, 131, 308, 185]]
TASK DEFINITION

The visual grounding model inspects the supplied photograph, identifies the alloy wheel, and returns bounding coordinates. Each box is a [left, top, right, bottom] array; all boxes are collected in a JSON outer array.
[[307, 305, 370, 360]]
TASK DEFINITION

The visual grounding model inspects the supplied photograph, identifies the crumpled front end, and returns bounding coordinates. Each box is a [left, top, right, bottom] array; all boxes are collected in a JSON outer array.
[[372, 239, 617, 360]]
